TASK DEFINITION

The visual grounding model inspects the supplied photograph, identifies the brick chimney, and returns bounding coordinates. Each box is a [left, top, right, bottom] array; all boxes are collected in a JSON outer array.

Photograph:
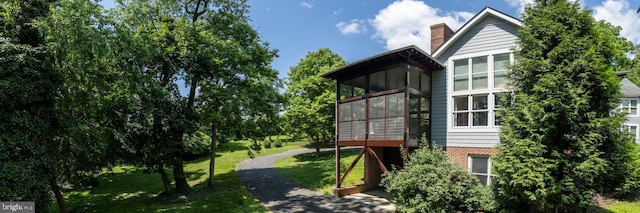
[[430, 23, 454, 53]]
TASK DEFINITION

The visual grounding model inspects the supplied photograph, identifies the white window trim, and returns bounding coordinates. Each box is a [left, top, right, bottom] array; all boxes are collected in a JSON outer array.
[[623, 124, 640, 143], [619, 98, 639, 117], [447, 49, 513, 133], [468, 155, 493, 186]]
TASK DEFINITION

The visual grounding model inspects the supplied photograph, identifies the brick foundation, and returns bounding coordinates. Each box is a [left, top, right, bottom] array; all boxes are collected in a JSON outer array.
[[446, 146, 497, 169]]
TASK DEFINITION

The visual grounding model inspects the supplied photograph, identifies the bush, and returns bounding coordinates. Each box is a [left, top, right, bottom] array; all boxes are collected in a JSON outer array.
[[273, 138, 283, 148], [264, 139, 272, 149], [381, 145, 495, 213], [183, 131, 212, 157]]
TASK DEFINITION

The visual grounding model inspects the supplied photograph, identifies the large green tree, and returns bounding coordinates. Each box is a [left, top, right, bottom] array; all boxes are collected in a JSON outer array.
[[43, 2, 137, 209], [283, 48, 345, 157], [115, 0, 279, 193], [0, 0, 61, 212], [195, 3, 280, 188], [492, 0, 638, 211]]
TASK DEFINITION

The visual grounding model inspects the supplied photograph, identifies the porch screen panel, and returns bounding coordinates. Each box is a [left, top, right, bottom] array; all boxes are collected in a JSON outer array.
[[338, 100, 366, 141], [385, 93, 405, 140], [408, 94, 421, 141], [351, 99, 366, 140], [369, 96, 385, 139], [338, 102, 352, 141], [421, 97, 431, 141]]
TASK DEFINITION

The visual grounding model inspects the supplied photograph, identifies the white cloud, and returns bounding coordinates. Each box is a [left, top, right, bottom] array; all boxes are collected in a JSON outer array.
[[336, 19, 368, 35], [592, 0, 640, 45], [370, 0, 473, 52], [300, 2, 313, 9], [503, 0, 535, 15]]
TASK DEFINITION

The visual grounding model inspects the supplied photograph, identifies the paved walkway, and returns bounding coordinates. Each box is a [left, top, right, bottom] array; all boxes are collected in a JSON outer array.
[[237, 148, 395, 213]]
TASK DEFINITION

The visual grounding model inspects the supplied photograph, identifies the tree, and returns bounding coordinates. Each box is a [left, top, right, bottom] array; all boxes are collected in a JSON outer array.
[[283, 48, 345, 157], [113, 0, 208, 194], [114, 0, 279, 192], [0, 0, 61, 212], [492, 0, 639, 211], [196, 15, 280, 189], [42, 2, 140, 211]]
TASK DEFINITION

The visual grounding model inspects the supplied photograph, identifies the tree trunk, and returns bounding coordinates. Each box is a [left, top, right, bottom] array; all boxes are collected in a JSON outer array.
[[208, 121, 217, 191], [157, 168, 172, 193], [173, 157, 191, 194], [315, 136, 320, 157], [50, 176, 68, 213]]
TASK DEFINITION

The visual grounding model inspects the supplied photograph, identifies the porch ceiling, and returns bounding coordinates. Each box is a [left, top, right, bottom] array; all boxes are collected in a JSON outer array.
[[321, 45, 444, 81]]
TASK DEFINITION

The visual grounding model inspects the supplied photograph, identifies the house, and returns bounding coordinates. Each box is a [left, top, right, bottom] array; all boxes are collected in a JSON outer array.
[[322, 7, 636, 196], [430, 7, 521, 186], [618, 72, 640, 144]]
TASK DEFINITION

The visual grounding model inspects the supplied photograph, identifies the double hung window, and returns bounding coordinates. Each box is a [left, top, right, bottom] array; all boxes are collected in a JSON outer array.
[[469, 156, 493, 186], [451, 53, 511, 128], [453, 95, 488, 126], [620, 98, 639, 116]]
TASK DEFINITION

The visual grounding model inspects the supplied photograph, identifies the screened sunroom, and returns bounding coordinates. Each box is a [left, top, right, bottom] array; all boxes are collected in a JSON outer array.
[[323, 45, 443, 148], [322, 46, 443, 196]]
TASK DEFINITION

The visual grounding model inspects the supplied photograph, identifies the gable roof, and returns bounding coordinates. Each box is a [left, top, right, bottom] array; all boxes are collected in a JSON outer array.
[[432, 7, 522, 58], [621, 78, 640, 98], [321, 45, 444, 80]]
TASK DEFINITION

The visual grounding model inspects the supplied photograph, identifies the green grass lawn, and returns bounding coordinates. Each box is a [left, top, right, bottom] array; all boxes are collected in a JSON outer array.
[[275, 149, 364, 195], [602, 201, 640, 212], [52, 137, 305, 213]]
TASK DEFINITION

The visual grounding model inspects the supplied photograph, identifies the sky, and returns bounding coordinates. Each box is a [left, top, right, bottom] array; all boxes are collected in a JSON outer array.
[[99, 0, 640, 86]]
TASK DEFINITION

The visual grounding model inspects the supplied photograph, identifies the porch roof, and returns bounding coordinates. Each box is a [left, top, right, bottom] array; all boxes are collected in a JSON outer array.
[[321, 45, 444, 81]]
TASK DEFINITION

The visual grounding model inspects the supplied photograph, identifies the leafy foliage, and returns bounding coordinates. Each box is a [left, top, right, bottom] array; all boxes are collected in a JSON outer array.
[[184, 131, 212, 157], [263, 139, 272, 148], [381, 145, 495, 213], [273, 138, 283, 148], [283, 48, 345, 155], [492, 0, 639, 211], [0, 0, 60, 212]]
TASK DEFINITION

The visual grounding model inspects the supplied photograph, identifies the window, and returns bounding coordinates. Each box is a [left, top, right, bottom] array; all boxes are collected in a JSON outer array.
[[623, 124, 639, 142], [469, 156, 493, 186], [472, 56, 488, 89], [453, 95, 488, 127], [451, 53, 512, 129], [472, 95, 488, 126], [453, 59, 469, 91], [493, 54, 509, 88], [620, 98, 638, 116], [494, 93, 507, 126], [453, 96, 469, 126]]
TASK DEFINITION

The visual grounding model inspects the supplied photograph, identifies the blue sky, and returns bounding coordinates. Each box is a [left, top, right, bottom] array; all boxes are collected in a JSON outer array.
[[100, 0, 640, 84]]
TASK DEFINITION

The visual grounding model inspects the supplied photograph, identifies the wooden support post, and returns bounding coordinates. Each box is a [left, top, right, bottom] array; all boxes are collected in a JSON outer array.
[[403, 146, 409, 158], [336, 145, 341, 188], [366, 147, 388, 173], [338, 147, 366, 186]]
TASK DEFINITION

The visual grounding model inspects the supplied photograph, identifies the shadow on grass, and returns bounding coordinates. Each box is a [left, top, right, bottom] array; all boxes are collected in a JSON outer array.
[[61, 167, 162, 213], [58, 157, 268, 213], [218, 141, 250, 153], [301, 142, 334, 149], [152, 169, 267, 213], [587, 206, 615, 213]]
